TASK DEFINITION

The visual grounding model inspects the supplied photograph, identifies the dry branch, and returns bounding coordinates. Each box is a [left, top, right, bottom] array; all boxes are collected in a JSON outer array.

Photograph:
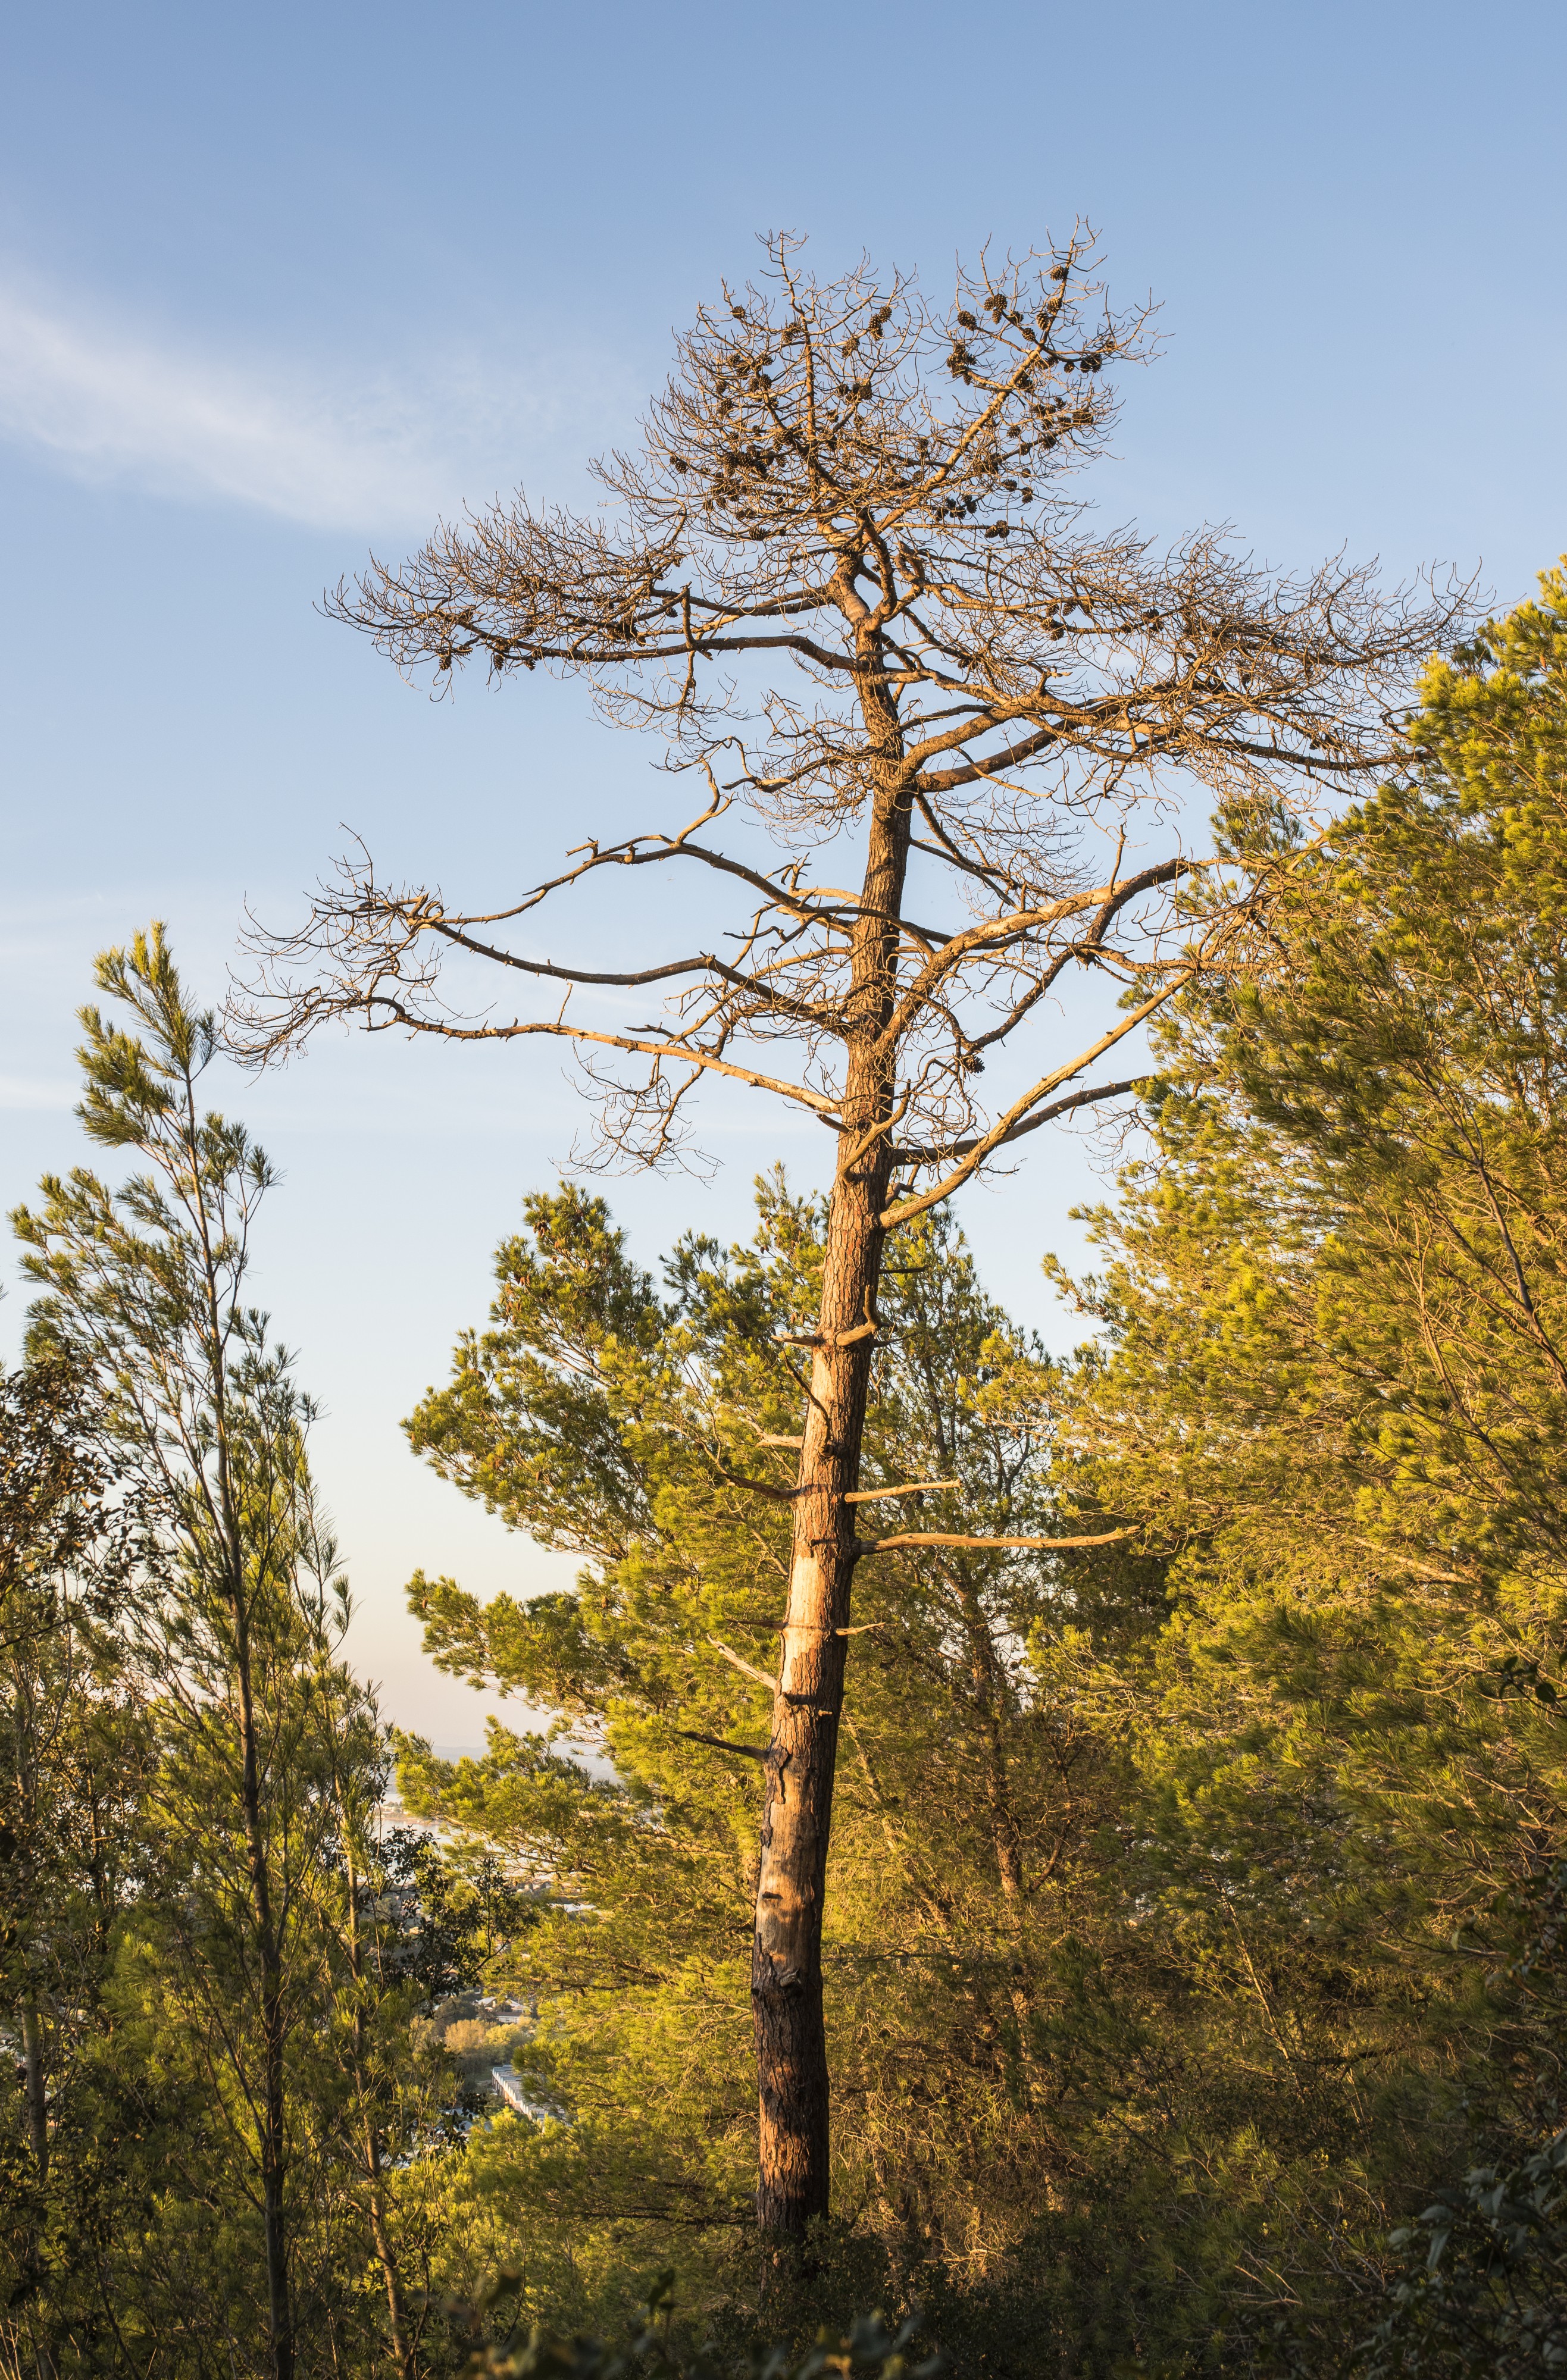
[[843, 1480, 960, 1502], [858, 1526, 1137, 1555]]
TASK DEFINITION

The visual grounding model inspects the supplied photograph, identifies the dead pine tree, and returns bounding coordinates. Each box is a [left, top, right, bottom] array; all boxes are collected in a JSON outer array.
[[232, 229, 1463, 2240]]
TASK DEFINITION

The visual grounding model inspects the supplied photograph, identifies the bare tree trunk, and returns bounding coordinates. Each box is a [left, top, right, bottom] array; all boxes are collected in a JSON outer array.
[[20, 2000, 48, 2183], [751, 712, 910, 2232], [751, 1123, 890, 2232]]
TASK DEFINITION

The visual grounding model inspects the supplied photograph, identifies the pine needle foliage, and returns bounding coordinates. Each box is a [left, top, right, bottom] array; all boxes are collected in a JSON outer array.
[[390, 1179, 1161, 2319], [1045, 566, 1567, 2366]]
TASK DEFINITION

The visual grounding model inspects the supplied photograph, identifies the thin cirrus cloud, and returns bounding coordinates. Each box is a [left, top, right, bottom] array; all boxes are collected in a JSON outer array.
[[0, 277, 612, 533]]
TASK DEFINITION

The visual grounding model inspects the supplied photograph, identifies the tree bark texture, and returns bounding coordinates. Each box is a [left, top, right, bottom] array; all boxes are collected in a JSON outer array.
[[750, 670, 909, 2232], [749, 1136, 888, 2231]]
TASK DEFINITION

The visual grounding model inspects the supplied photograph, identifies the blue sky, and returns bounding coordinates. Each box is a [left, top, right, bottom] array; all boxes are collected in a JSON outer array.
[[4, 0, 1564, 1737]]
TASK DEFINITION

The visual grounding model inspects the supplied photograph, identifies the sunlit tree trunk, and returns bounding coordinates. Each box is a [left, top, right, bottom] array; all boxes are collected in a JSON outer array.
[[752, 662, 909, 2231], [751, 1126, 890, 2229]]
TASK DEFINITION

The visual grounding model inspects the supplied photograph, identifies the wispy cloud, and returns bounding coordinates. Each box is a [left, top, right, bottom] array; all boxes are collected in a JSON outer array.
[[0, 277, 619, 531]]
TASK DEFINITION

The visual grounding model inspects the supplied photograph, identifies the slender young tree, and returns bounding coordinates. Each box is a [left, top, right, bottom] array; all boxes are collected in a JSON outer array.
[[233, 231, 1462, 2234], [15, 930, 342, 2380]]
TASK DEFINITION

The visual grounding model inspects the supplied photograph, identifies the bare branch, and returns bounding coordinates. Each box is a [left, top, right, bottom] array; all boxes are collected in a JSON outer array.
[[893, 1076, 1139, 1164], [858, 1527, 1137, 1555], [880, 978, 1191, 1227], [707, 1637, 778, 1692], [843, 1480, 960, 1502], [674, 1730, 774, 1762]]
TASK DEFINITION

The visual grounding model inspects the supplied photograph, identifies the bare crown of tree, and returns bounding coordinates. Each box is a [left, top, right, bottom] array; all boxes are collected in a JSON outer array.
[[231, 228, 1461, 1219]]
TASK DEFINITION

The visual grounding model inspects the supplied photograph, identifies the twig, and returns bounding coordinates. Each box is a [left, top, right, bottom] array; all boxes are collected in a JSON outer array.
[[675, 1729, 772, 1763]]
